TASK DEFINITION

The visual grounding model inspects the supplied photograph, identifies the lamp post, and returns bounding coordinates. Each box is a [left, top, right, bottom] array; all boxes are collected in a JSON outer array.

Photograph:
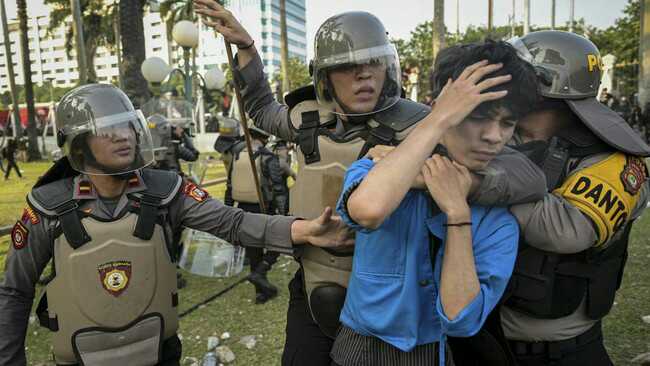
[[141, 56, 172, 97], [172, 21, 199, 107], [141, 56, 224, 134]]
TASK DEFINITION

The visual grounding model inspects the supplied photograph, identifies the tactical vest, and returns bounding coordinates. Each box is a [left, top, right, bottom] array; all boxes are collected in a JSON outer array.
[[505, 133, 645, 320], [28, 169, 183, 366], [231, 148, 264, 204], [285, 85, 430, 337]]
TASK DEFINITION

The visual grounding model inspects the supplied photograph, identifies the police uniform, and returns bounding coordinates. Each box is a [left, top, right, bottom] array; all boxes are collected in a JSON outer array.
[[233, 12, 549, 366], [0, 169, 296, 365], [450, 31, 650, 366], [216, 130, 288, 303], [0, 84, 299, 366]]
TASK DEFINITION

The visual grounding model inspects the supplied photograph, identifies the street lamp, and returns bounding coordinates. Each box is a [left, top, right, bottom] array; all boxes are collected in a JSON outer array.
[[141, 55, 225, 134], [172, 20, 199, 107], [141, 56, 172, 96]]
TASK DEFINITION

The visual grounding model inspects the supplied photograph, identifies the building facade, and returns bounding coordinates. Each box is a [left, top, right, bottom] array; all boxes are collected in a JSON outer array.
[[0, 0, 307, 92]]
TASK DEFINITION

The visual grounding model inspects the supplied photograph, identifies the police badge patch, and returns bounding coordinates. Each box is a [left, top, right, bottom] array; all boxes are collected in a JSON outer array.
[[183, 182, 209, 202], [11, 221, 28, 250], [620, 156, 647, 195], [98, 261, 132, 297]]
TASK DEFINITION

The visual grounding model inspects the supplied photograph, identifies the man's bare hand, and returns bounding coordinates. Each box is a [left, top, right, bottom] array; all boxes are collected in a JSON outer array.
[[430, 60, 511, 130], [194, 0, 254, 47], [422, 155, 472, 218], [291, 207, 355, 248]]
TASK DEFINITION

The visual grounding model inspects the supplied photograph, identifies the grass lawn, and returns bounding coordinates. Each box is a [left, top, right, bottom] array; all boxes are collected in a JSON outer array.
[[1, 160, 649, 365]]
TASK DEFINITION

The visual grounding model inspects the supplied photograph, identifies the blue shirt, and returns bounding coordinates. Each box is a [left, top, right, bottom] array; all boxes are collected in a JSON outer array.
[[336, 158, 518, 358]]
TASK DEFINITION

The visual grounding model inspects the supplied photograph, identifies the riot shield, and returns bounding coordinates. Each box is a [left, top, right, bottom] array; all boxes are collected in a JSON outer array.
[[179, 229, 246, 278]]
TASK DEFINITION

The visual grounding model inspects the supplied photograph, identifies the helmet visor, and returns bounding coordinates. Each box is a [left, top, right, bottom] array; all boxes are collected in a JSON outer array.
[[313, 44, 402, 117], [65, 110, 155, 175]]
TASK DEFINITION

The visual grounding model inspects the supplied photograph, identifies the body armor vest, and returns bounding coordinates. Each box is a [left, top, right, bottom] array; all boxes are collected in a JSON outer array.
[[505, 135, 643, 320], [28, 170, 182, 365], [286, 86, 429, 337], [231, 148, 263, 204]]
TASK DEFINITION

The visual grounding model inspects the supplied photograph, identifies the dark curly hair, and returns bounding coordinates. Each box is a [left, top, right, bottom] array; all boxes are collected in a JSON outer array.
[[430, 39, 539, 121]]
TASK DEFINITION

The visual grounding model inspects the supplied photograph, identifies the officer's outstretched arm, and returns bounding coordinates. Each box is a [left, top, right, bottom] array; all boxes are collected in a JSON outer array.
[[169, 181, 352, 253], [511, 153, 649, 253], [0, 210, 53, 364], [196, 0, 295, 142]]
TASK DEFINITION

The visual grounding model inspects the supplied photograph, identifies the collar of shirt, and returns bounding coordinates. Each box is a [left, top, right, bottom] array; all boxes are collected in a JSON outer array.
[[73, 171, 148, 218]]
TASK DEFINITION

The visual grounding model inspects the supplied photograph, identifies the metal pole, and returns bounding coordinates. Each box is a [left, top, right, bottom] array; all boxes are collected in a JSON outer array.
[[524, 0, 530, 35], [569, 0, 575, 33], [224, 41, 267, 212], [70, 0, 88, 84], [551, 0, 556, 29], [0, 0, 21, 137], [183, 47, 192, 106]]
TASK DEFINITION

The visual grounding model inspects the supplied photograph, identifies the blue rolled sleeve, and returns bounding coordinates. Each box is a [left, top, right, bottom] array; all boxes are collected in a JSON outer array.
[[336, 158, 375, 232], [429, 208, 519, 337]]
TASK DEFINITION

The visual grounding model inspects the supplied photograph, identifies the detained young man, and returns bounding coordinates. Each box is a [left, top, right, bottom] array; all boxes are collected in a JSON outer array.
[[331, 41, 540, 366]]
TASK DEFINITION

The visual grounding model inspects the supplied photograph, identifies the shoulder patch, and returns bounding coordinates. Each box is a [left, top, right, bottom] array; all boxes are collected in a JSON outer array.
[[183, 181, 209, 202], [620, 156, 647, 195], [554, 152, 642, 247], [21, 207, 40, 225], [11, 221, 29, 250]]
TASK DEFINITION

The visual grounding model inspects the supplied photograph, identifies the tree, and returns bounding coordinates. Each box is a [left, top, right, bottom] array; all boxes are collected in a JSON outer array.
[[589, 0, 640, 97], [119, 0, 150, 107], [159, 0, 194, 65], [17, 0, 40, 160], [279, 0, 290, 95], [272, 57, 311, 95], [44, 0, 118, 83], [432, 0, 445, 65]]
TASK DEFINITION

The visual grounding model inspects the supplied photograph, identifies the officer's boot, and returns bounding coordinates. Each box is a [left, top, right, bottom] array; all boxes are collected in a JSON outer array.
[[248, 261, 277, 304]]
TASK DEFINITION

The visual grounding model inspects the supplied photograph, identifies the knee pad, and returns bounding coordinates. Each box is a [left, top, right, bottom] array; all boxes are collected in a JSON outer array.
[[309, 285, 347, 339]]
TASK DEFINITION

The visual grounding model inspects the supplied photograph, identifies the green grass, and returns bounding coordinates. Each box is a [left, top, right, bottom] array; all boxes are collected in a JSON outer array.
[[1, 161, 649, 365]]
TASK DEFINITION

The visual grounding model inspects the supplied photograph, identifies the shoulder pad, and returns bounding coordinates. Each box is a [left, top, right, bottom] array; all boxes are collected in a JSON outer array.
[[287, 85, 336, 130], [137, 168, 183, 206], [28, 177, 75, 217], [373, 98, 431, 132], [285, 85, 316, 109]]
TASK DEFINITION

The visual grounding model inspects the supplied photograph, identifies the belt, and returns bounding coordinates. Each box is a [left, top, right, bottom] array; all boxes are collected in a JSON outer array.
[[508, 321, 602, 360]]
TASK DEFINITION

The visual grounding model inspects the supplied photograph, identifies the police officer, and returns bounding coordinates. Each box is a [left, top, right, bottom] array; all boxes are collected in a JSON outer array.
[[451, 31, 650, 366], [0, 84, 353, 366], [196, 2, 553, 365], [215, 119, 288, 304]]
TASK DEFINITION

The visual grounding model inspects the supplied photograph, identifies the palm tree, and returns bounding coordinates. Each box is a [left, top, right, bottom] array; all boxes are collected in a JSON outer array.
[[279, 0, 290, 95], [432, 0, 445, 65], [16, 0, 40, 160], [119, 0, 150, 107], [44, 0, 117, 83]]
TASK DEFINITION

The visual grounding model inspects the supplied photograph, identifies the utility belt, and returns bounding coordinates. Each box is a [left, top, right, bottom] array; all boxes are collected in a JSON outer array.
[[508, 321, 603, 359]]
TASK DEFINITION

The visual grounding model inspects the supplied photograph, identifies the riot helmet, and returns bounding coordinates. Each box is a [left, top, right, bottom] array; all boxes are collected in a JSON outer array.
[[56, 84, 155, 175], [218, 116, 241, 138], [509, 31, 650, 156], [311, 11, 401, 117], [509, 30, 601, 99]]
